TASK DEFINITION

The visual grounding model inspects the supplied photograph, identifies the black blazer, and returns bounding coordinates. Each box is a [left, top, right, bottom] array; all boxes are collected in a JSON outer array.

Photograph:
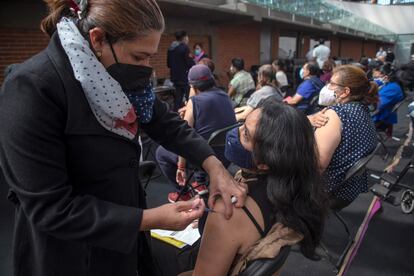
[[0, 33, 214, 276]]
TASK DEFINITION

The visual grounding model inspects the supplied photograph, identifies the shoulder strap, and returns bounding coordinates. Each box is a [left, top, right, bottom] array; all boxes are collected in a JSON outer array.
[[242, 206, 266, 238]]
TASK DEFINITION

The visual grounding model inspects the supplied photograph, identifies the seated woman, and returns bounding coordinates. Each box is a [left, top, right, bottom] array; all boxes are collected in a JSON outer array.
[[156, 64, 236, 202], [371, 63, 404, 137], [235, 64, 282, 121], [272, 59, 289, 93], [187, 98, 327, 275], [285, 62, 324, 115], [315, 65, 378, 210], [320, 60, 335, 84]]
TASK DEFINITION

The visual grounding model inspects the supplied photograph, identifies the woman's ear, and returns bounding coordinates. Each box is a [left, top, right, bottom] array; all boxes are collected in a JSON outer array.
[[342, 87, 351, 99], [88, 27, 107, 53]]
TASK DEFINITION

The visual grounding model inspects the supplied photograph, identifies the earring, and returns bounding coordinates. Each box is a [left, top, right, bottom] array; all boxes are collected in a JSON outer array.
[[96, 50, 102, 58]]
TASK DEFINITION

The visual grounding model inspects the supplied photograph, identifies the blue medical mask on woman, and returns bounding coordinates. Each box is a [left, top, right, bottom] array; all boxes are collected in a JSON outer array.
[[224, 127, 255, 169], [299, 68, 304, 80], [194, 49, 201, 56], [374, 78, 384, 87]]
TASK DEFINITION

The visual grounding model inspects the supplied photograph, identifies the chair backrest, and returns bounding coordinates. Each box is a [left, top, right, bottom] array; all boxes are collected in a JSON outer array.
[[344, 142, 381, 181], [207, 122, 242, 147], [309, 93, 320, 106], [391, 99, 406, 113], [239, 246, 291, 276]]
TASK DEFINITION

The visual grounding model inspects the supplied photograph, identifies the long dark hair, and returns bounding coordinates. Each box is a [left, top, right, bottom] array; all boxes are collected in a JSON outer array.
[[254, 98, 328, 260]]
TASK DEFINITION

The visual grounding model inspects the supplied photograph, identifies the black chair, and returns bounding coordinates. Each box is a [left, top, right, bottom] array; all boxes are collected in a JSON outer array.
[[235, 89, 256, 108], [374, 98, 406, 159], [305, 93, 321, 115], [239, 246, 291, 276], [322, 143, 380, 271], [207, 122, 243, 147]]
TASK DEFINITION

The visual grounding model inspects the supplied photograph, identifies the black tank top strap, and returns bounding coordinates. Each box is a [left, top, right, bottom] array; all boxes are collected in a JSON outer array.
[[241, 206, 266, 238]]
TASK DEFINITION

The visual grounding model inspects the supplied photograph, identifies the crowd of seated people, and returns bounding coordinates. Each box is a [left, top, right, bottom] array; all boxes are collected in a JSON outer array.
[[235, 64, 283, 121], [151, 46, 411, 275], [155, 64, 236, 203]]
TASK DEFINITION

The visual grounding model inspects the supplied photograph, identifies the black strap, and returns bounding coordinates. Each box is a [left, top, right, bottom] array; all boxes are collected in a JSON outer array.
[[242, 206, 266, 238]]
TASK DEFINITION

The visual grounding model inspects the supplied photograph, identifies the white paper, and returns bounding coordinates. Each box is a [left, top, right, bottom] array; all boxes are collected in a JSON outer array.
[[151, 224, 200, 246]]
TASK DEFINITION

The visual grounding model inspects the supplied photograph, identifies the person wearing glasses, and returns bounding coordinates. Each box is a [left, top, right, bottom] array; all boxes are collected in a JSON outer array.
[[315, 65, 378, 210]]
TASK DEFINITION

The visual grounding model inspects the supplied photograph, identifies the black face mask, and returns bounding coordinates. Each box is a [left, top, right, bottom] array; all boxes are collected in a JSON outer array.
[[106, 42, 153, 92]]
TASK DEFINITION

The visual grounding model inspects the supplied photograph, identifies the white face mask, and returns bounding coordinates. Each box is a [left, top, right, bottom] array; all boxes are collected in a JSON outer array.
[[318, 85, 336, 106]]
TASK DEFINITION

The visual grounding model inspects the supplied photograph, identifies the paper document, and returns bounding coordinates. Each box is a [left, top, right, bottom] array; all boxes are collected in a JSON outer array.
[[151, 224, 200, 248]]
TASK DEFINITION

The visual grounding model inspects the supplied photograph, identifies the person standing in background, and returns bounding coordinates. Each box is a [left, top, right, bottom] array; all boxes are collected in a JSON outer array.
[[385, 47, 395, 64], [376, 46, 387, 60], [193, 43, 208, 63], [167, 30, 195, 110], [313, 39, 331, 69]]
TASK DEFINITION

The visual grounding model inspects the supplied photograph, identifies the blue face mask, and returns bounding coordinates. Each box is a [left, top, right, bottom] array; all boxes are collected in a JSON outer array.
[[195, 49, 201, 56], [374, 78, 384, 87], [224, 127, 255, 169], [299, 68, 304, 80]]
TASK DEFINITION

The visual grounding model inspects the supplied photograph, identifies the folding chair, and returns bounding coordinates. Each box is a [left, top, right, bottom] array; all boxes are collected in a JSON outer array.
[[235, 89, 256, 108], [305, 93, 321, 115], [322, 143, 380, 272], [239, 246, 291, 276], [374, 98, 406, 159]]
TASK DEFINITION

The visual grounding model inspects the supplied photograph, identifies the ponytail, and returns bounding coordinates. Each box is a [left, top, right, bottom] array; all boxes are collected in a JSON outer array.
[[40, 0, 164, 42], [41, 0, 74, 37]]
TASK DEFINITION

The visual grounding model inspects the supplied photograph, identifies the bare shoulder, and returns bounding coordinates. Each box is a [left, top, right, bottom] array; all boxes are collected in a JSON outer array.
[[208, 196, 263, 250]]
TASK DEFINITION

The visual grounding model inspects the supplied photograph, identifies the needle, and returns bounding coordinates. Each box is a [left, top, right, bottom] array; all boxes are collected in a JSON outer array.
[[205, 207, 216, 213]]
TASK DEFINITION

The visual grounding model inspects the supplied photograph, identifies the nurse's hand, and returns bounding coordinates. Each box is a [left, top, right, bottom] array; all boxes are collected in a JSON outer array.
[[308, 108, 329, 128], [140, 197, 205, 231], [202, 155, 247, 219]]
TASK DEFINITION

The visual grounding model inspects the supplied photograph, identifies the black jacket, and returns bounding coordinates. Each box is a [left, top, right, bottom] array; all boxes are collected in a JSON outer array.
[[167, 42, 195, 85], [0, 33, 213, 276]]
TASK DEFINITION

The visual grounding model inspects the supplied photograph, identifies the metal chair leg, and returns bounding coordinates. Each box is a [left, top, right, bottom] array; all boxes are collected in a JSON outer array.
[[333, 211, 354, 269], [321, 210, 354, 272]]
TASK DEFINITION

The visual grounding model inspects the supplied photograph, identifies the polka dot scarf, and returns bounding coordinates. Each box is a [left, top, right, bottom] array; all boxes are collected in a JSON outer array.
[[57, 17, 140, 140]]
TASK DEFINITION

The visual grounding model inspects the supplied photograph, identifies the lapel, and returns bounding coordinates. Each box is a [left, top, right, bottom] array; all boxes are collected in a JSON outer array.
[[46, 33, 139, 145]]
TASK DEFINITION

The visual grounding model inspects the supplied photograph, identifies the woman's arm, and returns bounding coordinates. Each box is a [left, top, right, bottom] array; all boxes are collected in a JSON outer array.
[[228, 86, 237, 98], [285, 93, 303, 105], [236, 106, 253, 121], [193, 199, 244, 276], [314, 109, 342, 171], [176, 99, 195, 183]]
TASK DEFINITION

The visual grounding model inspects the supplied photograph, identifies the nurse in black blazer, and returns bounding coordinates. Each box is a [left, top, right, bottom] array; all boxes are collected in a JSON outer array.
[[0, 1, 245, 275]]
